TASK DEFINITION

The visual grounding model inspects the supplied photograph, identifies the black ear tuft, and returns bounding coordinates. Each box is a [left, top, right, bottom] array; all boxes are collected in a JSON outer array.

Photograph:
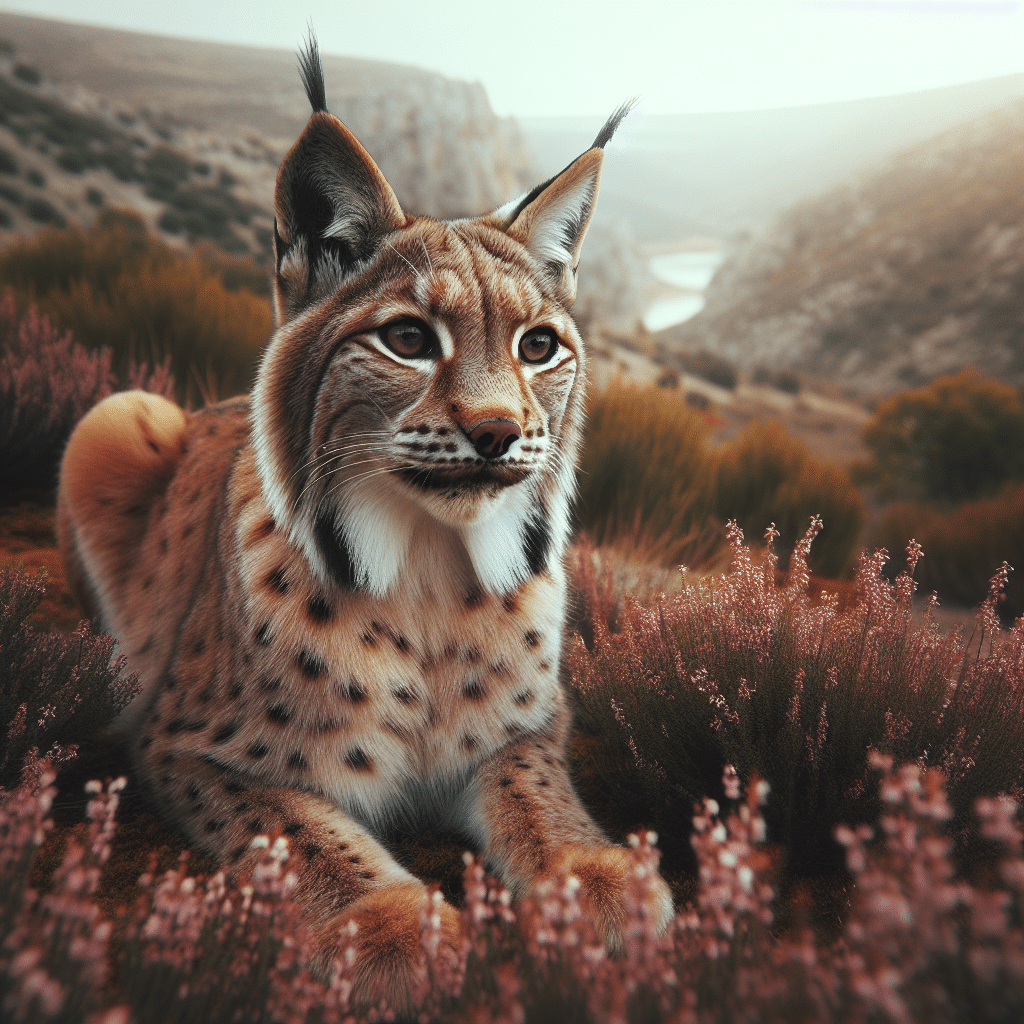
[[591, 98, 638, 150], [298, 31, 328, 114]]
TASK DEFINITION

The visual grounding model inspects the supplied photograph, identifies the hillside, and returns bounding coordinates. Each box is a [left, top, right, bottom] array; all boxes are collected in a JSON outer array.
[[659, 100, 1024, 394], [0, 11, 531, 258], [522, 72, 1024, 246]]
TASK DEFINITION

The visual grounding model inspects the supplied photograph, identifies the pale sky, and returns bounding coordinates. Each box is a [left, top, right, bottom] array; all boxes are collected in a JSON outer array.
[[3, 0, 1024, 117]]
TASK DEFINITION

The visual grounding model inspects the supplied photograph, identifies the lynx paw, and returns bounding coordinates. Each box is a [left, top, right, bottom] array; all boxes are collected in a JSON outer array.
[[316, 883, 464, 1014], [545, 842, 674, 951]]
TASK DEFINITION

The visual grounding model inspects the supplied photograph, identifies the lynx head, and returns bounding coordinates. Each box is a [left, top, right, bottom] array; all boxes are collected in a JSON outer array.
[[252, 35, 631, 598]]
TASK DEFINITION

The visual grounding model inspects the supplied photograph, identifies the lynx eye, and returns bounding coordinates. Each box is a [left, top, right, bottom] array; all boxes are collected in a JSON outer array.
[[519, 329, 558, 365], [381, 321, 436, 359]]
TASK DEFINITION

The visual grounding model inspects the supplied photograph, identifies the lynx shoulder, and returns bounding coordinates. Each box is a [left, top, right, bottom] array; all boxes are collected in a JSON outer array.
[[57, 37, 670, 1010]]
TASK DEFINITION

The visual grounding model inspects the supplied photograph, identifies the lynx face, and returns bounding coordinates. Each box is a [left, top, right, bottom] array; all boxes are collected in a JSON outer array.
[[254, 219, 586, 597]]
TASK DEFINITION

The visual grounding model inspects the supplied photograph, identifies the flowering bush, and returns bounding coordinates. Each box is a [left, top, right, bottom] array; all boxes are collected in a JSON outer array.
[[0, 294, 178, 495], [0, 566, 138, 789], [1, 759, 1021, 1023], [2, 532, 1023, 1021], [568, 521, 1024, 889]]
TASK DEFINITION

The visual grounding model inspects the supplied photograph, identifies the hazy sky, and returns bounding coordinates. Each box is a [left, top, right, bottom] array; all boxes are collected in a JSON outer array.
[[4, 0, 1024, 117]]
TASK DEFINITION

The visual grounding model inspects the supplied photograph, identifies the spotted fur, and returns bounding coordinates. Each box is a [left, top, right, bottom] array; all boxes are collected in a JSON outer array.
[[56, 40, 667, 1012]]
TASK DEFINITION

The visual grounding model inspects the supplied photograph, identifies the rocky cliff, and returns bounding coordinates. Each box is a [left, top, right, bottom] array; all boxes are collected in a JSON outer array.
[[660, 100, 1024, 394], [0, 12, 531, 254]]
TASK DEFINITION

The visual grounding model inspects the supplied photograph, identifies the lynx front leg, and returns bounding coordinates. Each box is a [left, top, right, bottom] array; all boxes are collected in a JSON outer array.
[[474, 734, 674, 949], [146, 754, 462, 1011]]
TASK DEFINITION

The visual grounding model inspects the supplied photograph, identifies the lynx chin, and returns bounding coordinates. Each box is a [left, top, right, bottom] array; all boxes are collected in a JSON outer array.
[[57, 35, 672, 1011]]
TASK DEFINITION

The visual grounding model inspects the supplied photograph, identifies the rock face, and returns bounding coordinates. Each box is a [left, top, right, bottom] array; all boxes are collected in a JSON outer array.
[[661, 101, 1024, 394], [0, 12, 531, 251], [329, 80, 527, 220]]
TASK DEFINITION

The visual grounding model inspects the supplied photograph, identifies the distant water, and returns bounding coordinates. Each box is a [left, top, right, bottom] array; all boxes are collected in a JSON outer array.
[[644, 250, 725, 332]]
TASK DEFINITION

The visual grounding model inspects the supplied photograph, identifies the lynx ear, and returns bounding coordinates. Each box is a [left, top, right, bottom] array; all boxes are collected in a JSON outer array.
[[495, 100, 635, 304], [273, 35, 406, 323]]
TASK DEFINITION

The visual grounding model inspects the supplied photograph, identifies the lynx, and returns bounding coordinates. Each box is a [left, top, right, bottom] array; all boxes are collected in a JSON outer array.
[[57, 39, 672, 1010]]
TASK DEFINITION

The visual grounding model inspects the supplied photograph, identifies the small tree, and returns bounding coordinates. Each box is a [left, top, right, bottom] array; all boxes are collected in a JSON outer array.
[[856, 368, 1024, 503]]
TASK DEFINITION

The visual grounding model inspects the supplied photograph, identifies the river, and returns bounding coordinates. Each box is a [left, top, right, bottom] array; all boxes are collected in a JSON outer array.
[[643, 249, 725, 333]]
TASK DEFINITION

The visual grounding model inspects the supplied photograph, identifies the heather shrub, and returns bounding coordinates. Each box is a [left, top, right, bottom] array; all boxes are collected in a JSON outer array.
[[568, 522, 1024, 889], [856, 368, 1024, 503], [875, 484, 1024, 618], [0, 210, 272, 401], [0, 294, 176, 493], [713, 421, 866, 578], [3, 758, 1022, 1023], [0, 566, 138, 789], [0, 294, 114, 492]]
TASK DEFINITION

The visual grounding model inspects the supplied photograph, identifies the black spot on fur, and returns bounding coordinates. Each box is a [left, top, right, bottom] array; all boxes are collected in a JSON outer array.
[[267, 704, 292, 725], [283, 821, 305, 836], [223, 781, 246, 794], [288, 750, 308, 770], [503, 594, 518, 613], [345, 748, 372, 771], [260, 677, 282, 693], [159, 537, 168, 555], [296, 650, 327, 679], [524, 631, 539, 648], [255, 621, 273, 646], [463, 679, 485, 699], [214, 722, 239, 743], [314, 510, 359, 590], [228, 682, 244, 700], [499, 777, 512, 787], [514, 690, 534, 705], [307, 596, 334, 623], [464, 586, 484, 609], [266, 567, 289, 594], [166, 717, 207, 735], [340, 679, 367, 703], [247, 741, 270, 759], [187, 784, 201, 802], [205, 819, 224, 833], [392, 687, 416, 705], [302, 842, 322, 858]]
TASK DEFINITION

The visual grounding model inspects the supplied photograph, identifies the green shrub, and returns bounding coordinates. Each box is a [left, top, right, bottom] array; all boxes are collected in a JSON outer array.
[[713, 421, 866, 578], [856, 368, 1024, 503], [0, 210, 272, 401], [874, 484, 1024, 618]]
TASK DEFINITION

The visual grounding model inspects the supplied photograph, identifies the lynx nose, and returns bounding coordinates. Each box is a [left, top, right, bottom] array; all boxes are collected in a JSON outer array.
[[467, 419, 522, 459]]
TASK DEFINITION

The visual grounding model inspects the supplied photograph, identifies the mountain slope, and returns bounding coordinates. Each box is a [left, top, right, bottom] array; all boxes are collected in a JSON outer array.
[[660, 100, 1024, 393], [0, 10, 530, 257]]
